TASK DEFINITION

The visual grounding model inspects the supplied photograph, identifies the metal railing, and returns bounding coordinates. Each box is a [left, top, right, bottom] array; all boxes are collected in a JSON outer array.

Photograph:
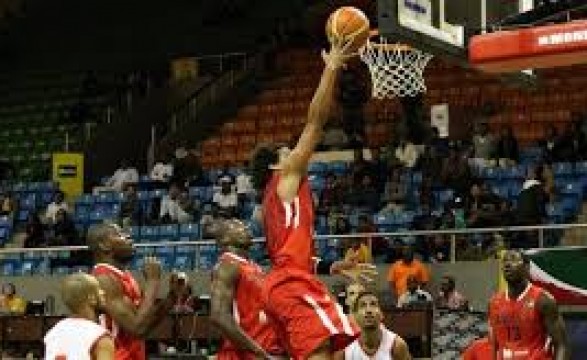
[[0, 223, 585, 268]]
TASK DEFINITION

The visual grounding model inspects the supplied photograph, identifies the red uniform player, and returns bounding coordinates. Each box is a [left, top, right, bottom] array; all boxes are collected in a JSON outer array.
[[489, 250, 568, 360], [88, 223, 185, 360], [250, 38, 376, 360], [210, 219, 284, 360], [462, 337, 491, 360]]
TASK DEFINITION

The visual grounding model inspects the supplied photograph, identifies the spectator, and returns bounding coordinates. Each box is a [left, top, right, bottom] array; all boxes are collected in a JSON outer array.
[[436, 275, 469, 311], [396, 275, 433, 308], [24, 212, 46, 248], [200, 204, 216, 238], [556, 122, 586, 162], [514, 166, 548, 248], [49, 209, 79, 246], [441, 147, 474, 197], [160, 183, 191, 223], [417, 145, 442, 180], [102, 160, 139, 192], [212, 177, 238, 218], [45, 190, 69, 224], [235, 165, 254, 210], [539, 124, 559, 163], [387, 246, 430, 300], [429, 126, 449, 159], [321, 123, 349, 150], [0, 283, 27, 314], [120, 184, 143, 227], [350, 149, 374, 186], [381, 168, 407, 213], [394, 139, 419, 168], [0, 191, 16, 218], [465, 183, 503, 228], [495, 126, 519, 166], [176, 189, 197, 223], [150, 157, 173, 185], [350, 174, 380, 212], [319, 172, 343, 215], [472, 122, 494, 168]]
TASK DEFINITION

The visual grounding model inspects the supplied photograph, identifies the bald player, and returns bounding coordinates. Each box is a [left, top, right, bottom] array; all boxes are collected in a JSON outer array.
[[489, 249, 568, 360], [44, 273, 114, 360], [211, 219, 284, 360], [338, 291, 411, 360], [345, 282, 366, 319], [88, 223, 185, 360]]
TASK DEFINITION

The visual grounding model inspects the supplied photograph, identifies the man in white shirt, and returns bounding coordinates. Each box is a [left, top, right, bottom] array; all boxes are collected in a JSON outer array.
[[44, 273, 114, 360], [213, 177, 238, 218], [160, 184, 192, 223], [397, 275, 433, 308], [105, 160, 139, 192], [45, 191, 69, 224], [337, 291, 411, 360], [150, 161, 173, 183]]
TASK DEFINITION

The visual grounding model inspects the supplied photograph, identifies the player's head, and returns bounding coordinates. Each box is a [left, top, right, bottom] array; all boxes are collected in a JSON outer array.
[[87, 223, 134, 265], [353, 291, 383, 330], [214, 219, 253, 254], [61, 273, 105, 315], [502, 249, 530, 284], [250, 143, 290, 191], [345, 282, 366, 310]]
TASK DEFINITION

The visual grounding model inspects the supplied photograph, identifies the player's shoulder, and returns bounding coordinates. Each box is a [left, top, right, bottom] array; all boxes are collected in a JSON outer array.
[[489, 290, 507, 305]]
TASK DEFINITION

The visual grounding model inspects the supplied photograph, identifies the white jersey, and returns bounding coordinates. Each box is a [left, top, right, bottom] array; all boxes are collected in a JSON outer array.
[[44, 317, 108, 360], [344, 327, 397, 360]]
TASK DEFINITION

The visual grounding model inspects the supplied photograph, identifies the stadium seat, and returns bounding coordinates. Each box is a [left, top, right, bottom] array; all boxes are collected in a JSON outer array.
[[308, 162, 327, 174], [552, 162, 574, 177], [139, 226, 159, 242], [179, 223, 200, 241], [327, 161, 348, 175], [158, 224, 179, 242]]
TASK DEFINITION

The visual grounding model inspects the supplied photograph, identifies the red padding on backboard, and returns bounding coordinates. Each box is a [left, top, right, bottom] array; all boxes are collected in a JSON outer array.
[[469, 20, 587, 73]]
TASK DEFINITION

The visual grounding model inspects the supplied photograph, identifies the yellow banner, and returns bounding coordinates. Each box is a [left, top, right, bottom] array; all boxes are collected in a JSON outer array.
[[52, 153, 84, 201]]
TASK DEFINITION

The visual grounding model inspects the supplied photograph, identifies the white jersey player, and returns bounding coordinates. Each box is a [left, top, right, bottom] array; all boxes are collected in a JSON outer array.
[[44, 273, 114, 360]]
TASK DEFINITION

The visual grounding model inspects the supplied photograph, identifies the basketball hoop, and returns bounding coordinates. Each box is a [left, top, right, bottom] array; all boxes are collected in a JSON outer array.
[[359, 34, 433, 99]]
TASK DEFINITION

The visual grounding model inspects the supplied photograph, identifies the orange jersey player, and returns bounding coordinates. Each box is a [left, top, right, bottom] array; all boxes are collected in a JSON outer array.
[[489, 250, 568, 360], [210, 219, 285, 360], [250, 38, 376, 360], [88, 223, 186, 360]]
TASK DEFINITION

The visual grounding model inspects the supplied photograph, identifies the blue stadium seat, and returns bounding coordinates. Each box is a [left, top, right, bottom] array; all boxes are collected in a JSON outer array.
[[158, 224, 179, 242], [327, 161, 348, 175], [435, 190, 454, 206], [179, 223, 200, 241], [19, 193, 37, 210], [139, 226, 159, 242], [76, 194, 95, 207], [373, 214, 396, 232], [17, 209, 30, 222], [502, 165, 526, 179], [308, 175, 325, 192], [411, 172, 423, 185], [11, 182, 27, 193], [308, 162, 327, 174], [96, 192, 122, 204], [174, 255, 193, 271], [575, 162, 587, 175], [129, 226, 141, 240], [20, 260, 37, 275], [552, 162, 574, 177], [150, 189, 167, 199], [0, 227, 10, 245], [481, 167, 502, 180]]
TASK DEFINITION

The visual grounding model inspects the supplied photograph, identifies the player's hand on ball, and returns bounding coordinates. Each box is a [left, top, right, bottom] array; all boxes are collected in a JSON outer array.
[[322, 36, 357, 70], [331, 259, 378, 284], [142, 256, 162, 282]]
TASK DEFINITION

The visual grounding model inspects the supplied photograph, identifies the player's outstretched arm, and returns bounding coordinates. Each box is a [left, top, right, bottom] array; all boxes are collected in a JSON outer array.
[[538, 293, 569, 360], [210, 261, 272, 360], [392, 336, 412, 360], [93, 335, 115, 360], [277, 40, 354, 202]]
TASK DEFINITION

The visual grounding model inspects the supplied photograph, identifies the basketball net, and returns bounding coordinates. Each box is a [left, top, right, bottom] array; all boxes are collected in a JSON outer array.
[[359, 37, 433, 99]]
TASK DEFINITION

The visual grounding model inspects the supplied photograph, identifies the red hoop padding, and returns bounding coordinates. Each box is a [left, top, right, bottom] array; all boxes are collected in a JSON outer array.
[[469, 20, 587, 73]]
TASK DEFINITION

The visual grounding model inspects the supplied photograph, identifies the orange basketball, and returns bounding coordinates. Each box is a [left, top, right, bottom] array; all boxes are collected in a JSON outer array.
[[326, 6, 370, 52]]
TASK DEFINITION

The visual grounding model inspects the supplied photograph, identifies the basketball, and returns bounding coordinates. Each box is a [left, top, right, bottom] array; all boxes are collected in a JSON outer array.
[[325, 6, 370, 52]]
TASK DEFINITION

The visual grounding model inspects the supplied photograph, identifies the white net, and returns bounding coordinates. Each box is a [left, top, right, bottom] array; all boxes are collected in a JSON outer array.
[[359, 38, 433, 99]]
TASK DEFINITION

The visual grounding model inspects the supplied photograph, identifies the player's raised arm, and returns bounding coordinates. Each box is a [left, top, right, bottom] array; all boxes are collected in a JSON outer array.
[[538, 293, 569, 360], [210, 261, 272, 359], [276, 40, 354, 202]]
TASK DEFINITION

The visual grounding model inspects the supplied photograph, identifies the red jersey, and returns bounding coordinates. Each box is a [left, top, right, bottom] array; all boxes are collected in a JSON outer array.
[[489, 284, 552, 360], [93, 263, 146, 360], [262, 173, 315, 273], [215, 252, 282, 358], [462, 337, 492, 360]]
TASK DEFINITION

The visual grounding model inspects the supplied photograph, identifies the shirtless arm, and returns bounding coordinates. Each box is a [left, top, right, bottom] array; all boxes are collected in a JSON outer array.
[[392, 336, 412, 360], [93, 335, 115, 360], [538, 293, 569, 360], [210, 261, 271, 359]]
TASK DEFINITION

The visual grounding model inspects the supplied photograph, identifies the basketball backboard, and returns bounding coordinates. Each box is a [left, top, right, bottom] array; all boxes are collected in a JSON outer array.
[[376, 0, 525, 65]]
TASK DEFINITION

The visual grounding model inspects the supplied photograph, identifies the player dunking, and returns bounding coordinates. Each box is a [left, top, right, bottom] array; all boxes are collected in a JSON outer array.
[[44, 273, 115, 360], [210, 219, 285, 360], [251, 37, 376, 359], [489, 250, 569, 360], [88, 223, 185, 360]]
